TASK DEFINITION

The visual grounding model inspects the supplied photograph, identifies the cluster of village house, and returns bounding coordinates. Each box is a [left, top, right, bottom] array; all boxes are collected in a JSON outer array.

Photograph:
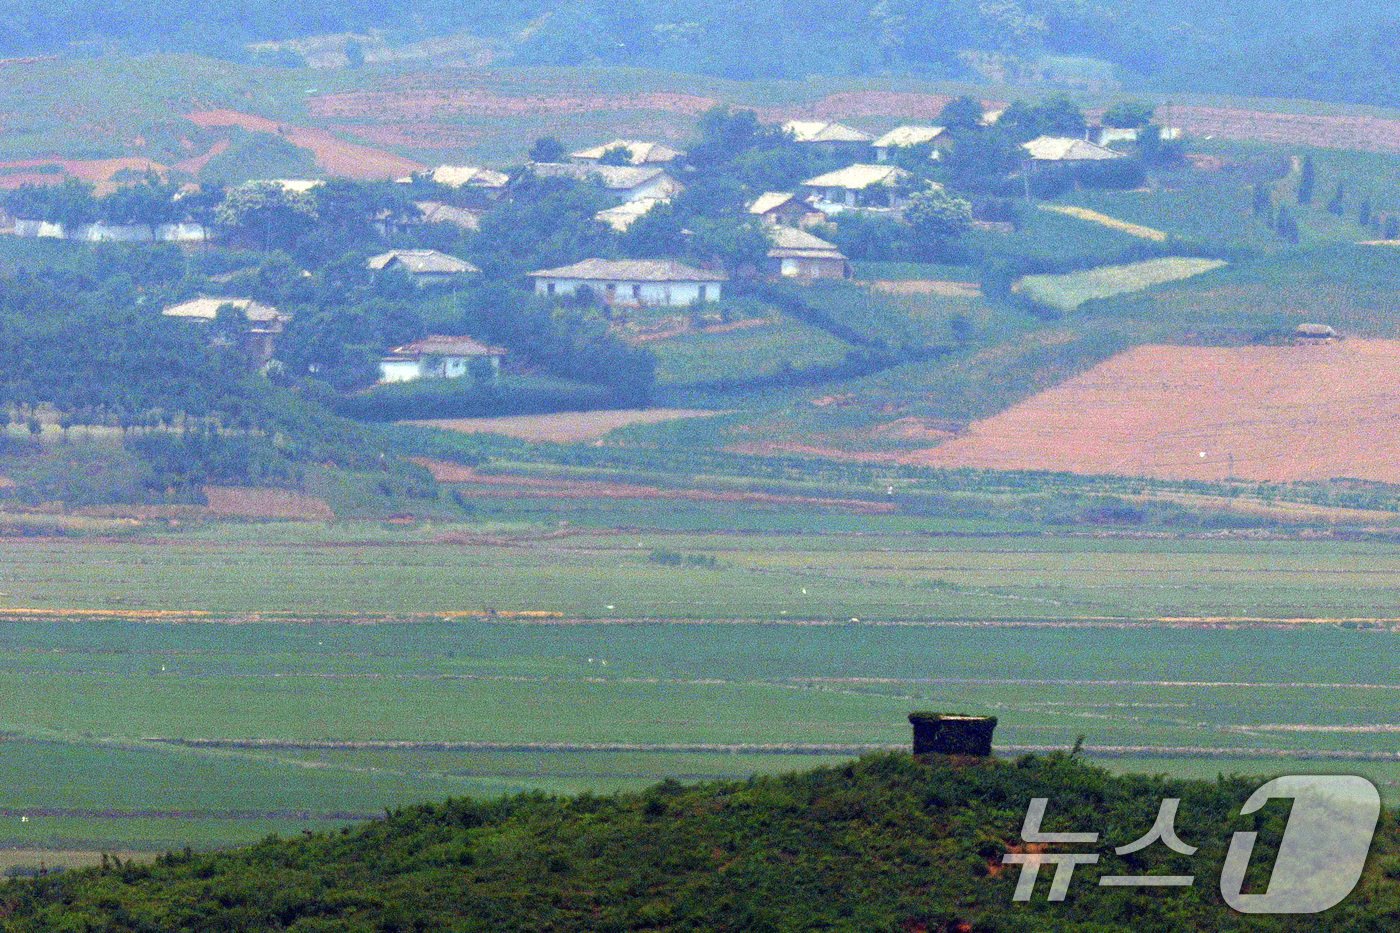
[[7, 117, 1139, 385]]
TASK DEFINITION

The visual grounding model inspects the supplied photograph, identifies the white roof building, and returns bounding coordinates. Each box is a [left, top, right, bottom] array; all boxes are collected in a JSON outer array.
[[379, 335, 505, 384], [1021, 136, 1126, 161], [527, 162, 684, 203], [783, 120, 874, 144], [366, 249, 479, 284], [801, 164, 914, 213], [595, 197, 669, 232], [570, 140, 684, 165], [529, 258, 726, 307], [417, 165, 510, 189]]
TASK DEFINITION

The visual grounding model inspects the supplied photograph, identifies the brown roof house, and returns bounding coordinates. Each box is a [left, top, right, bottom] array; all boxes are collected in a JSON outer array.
[[766, 226, 850, 280], [366, 249, 479, 287], [747, 192, 818, 228], [379, 335, 505, 384], [162, 297, 291, 366], [529, 259, 726, 308]]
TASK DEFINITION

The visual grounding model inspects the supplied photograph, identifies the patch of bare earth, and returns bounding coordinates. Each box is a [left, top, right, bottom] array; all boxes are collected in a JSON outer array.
[[202, 486, 335, 521], [404, 408, 723, 443], [1169, 105, 1400, 154], [185, 109, 423, 179], [904, 340, 1400, 483], [412, 459, 895, 513], [865, 280, 981, 297]]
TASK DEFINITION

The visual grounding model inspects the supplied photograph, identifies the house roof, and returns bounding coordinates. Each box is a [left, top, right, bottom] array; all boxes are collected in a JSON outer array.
[[528, 258, 728, 283], [423, 165, 509, 189], [748, 192, 800, 215], [802, 163, 911, 190], [387, 335, 505, 359], [766, 226, 846, 260], [1022, 136, 1126, 161], [571, 140, 684, 164], [783, 121, 874, 144], [162, 297, 286, 325], [527, 162, 676, 192], [594, 197, 668, 232], [366, 249, 479, 275], [264, 179, 323, 193], [873, 126, 947, 148], [980, 109, 1005, 126], [1296, 322, 1338, 337], [414, 201, 482, 230]]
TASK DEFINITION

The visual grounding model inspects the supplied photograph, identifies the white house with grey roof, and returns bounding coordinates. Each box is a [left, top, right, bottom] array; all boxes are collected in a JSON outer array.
[[872, 126, 947, 162], [801, 164, 914, 214], [1021, 136, 1125, 162], [366, 249, 479, 286], [529, 259, 726, 307], [525, 163, 683, 204], [379, 335, 506, 384], [782, 121, 873, 158]]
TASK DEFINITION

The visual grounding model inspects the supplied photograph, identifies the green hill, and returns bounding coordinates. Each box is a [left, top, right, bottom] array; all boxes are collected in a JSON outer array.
[[2, 750, 1396, 930]]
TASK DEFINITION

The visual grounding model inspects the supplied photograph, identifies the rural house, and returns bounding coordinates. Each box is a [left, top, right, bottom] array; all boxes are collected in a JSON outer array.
[[1021, 136, 1125, 162], [782, 120, 874, 158], [1295, 322, 1339, 340], [801, 164, 913, 214], [594, 197, 669, 232], [570, 140, 684, 165], [872, 126, 947, 162], [747, 192, 816, 227], [162, 297, 290, 365], [766, 226, 851, 279], [526, 162, 684, 204], [405, 165, 510, 206], [366, 249, 479, 286], [529, 259, 726, 307], [378, 335, 505, 384], [412, 201, 482, 231]]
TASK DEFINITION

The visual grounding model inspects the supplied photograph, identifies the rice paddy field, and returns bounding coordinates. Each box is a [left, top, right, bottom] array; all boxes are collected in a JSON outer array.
[[1, 502, 1398, 863]]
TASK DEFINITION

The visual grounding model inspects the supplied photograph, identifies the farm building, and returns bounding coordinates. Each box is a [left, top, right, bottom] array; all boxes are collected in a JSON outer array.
[[10, 219, 209, 242], [1021, 136, 1125, 162], [1095, 126, 1183, 147], [766, 227, 850, 279], [379, 335, 505, 384], [526, 162, 683, 204], [801, 164, 913, 215], [412, 165, 510, 191], [747, 192, 817, 227], [594, 197, 669, 232], [162, 297, 290, 365], [782, 121, 873, 158], [366, 249, 479, 286], [1296, 322, 1339, 340], [570, 140, 684, 165], [529, 259, 726, 307], [872, 126, 947, 162]]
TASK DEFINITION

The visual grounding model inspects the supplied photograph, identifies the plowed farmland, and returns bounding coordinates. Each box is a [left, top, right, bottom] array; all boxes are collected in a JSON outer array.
[[904, 340, 1400, 483]]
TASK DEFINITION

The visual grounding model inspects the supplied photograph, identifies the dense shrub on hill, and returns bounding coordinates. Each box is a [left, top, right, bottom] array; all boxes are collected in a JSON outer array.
[[1, 751, 1395, 930]]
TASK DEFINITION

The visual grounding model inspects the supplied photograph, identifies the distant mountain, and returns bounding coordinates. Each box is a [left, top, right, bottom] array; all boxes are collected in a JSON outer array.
[[2, 751, 1396, 929], [0, 1, 1395, 108]]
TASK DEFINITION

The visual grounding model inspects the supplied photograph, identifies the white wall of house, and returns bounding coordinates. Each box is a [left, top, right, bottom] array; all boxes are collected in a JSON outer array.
[[534, 277, 721, 307], [379, 355, 501, 384], [380, 359, 425, 383], [13, 220, 210, 242], [778, 257, 847, 278]]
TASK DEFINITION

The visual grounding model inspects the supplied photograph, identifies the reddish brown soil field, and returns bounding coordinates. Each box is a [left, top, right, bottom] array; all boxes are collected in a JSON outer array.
[[202, 486, 335, 521], [903, 340, 1400, 483], [1169, 106, 1400, 154], [405, 408, 722, 443], [186, 109, 423, 179], [0, 157, 165, 190]]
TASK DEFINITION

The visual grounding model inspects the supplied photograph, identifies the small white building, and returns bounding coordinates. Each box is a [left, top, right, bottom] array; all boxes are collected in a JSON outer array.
[[872, 126, 947, 162], [412, 165, 510, 191], [801, 164, 913, 215], [570, 140, 684, 166], [766, 227, 850, 279], [529, 258, 727, 307], [526, 163, 683, 204], [379, 335, 506, 384], [366, 249, 479, 287], [12, 219, 209, 242]]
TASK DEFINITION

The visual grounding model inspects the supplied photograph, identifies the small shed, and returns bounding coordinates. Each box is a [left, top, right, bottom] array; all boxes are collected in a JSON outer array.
[[767, 227, 850, 279]]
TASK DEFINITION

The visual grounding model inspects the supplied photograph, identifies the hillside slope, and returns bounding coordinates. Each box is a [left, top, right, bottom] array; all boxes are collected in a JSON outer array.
[[2, 751, 1396, 930]]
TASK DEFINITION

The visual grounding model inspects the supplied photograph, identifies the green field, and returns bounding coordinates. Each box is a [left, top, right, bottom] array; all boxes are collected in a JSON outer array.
[[1, 510, 1398, 860], [1019, 257, 1228, 311]]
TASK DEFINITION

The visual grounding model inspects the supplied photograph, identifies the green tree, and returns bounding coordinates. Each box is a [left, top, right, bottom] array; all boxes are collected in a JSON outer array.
[[937, 95, 984, 130], [215, 181, 319, 251], [598, 145, 633, 166], [905, 185, 972, 258], [1298, 154, 1316, 205], [528, 136, 566, 162], [1102, 101, 1155, 128]]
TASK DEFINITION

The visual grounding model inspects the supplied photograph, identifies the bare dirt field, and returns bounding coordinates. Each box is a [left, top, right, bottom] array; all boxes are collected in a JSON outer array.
[[902, 340, 1400, 483], [1170, 105, 1400, 154], [202, 486, 335, 521], [185, 109, 423, 179], [864, 280, 982, 298], [412, 459, 896, 513], [404, 408, 723, 443]]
